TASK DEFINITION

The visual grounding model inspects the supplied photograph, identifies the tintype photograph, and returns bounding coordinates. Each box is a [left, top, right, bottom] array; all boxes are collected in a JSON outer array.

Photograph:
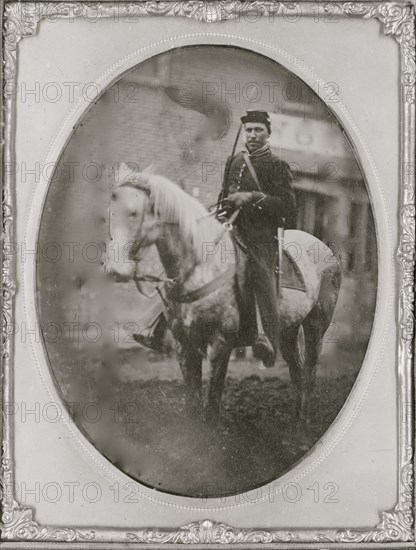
[[38, 45, 375, 498], [1, 0, 414, 546]]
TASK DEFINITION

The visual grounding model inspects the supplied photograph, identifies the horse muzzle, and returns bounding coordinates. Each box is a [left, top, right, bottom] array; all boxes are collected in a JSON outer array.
[[103, 259, 135, 283]]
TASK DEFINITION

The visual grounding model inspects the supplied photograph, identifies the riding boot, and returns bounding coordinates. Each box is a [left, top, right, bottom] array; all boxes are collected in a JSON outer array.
[[252, 302, 275, 367], [133, 312, 168, 351]]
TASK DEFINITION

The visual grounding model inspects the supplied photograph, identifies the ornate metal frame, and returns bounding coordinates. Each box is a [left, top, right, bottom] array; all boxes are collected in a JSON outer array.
[[1, 1, 415, 546]]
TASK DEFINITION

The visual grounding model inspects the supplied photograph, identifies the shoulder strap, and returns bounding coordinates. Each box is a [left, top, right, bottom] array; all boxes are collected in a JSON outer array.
[[243, 151, 262, 192]]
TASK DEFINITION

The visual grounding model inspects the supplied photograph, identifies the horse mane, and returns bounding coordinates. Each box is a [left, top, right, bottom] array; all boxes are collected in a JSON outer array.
[[127, 172, 218, 254]]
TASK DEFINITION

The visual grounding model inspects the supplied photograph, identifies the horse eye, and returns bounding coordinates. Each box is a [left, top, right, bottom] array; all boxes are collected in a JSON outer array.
[[129, 210, 137, 218], [111, 192, 117, 201]]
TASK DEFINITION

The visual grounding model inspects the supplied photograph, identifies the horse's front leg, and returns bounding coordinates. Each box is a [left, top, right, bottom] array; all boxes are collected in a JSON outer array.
[[176, 340, 203, 418], [206, 334, 232, 424]]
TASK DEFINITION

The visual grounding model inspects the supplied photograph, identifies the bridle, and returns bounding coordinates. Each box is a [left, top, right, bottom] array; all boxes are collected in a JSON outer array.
[[117, 180, 149, 260], [111, 181, 170, 300], [111, 180, 240, 304]]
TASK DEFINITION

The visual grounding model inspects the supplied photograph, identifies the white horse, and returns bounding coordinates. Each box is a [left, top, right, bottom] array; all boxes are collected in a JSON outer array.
[[104, 165, 342, 424]]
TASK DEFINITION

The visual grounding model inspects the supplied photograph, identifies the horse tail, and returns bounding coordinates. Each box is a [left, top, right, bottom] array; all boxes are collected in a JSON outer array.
[[302, 256, 342, 366], [278, 235, 342, 422], [306, 253, 342, 333], [293, 256, 342, 423]]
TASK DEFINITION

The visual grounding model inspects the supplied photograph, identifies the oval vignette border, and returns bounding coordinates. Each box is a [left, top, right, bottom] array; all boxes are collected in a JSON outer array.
[[25, 37, 389, 507]]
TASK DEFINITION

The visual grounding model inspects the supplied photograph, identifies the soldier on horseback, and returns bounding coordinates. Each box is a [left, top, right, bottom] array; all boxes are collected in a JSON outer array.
[[217, 109, 297, 367], [107, 133, 340, 422], [133, 109, 297, 368]]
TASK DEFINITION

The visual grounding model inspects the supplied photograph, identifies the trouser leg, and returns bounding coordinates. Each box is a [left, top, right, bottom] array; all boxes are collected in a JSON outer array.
[[237, 266, 257, 345], [248, 240, 279, 355], [138, 296, 165, 330], [151, 312, 168, 344]]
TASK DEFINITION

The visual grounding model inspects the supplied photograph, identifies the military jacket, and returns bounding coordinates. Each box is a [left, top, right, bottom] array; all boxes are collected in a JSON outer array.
[[218, 149, 297, 240]]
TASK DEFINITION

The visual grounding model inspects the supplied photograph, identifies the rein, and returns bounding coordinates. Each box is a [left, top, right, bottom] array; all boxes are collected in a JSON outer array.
[[135, 218, 239, 304]]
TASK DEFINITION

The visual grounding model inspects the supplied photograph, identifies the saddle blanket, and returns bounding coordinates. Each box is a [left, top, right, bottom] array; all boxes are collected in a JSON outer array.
[[232, 233, 306, 293], [281, 250, 306, 292]]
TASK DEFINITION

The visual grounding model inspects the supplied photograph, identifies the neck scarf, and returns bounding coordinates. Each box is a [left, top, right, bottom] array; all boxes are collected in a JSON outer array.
[[246, 142, 271, 159]]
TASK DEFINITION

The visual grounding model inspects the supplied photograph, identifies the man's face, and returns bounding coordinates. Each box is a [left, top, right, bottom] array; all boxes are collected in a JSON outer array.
[[244, 122, 269, 152]]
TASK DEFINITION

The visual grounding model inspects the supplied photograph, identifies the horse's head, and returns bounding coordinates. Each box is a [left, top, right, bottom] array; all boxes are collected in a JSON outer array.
[[104, 163, 162, 282]]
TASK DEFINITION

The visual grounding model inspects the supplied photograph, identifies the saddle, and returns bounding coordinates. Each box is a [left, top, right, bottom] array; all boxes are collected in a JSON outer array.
[[132, 230, 306, 350]]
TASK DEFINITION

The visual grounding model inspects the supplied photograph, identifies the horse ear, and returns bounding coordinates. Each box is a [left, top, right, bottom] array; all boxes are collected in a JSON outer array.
[[109, 162, 138, 186], [142, 162, 156, 175], [140, 179, 151, 196]]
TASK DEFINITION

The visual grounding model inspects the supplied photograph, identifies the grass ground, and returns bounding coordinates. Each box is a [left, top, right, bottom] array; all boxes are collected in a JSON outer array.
[[52, 344, 364, 499]]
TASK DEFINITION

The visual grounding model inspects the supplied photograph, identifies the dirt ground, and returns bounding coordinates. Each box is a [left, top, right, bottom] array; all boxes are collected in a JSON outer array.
[[57, 343, 365, 499]]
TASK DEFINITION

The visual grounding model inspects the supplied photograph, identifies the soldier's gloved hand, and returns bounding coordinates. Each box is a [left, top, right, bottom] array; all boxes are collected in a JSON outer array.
[[215, 207, 229, 221], [224, 192, 253, 209]]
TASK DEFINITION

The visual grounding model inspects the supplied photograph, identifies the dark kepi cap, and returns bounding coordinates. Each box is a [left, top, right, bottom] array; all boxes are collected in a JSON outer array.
[[240, 110, 271, 133]]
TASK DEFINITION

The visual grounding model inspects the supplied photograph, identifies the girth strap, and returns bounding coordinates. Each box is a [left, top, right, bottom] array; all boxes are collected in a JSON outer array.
[[167, 264, 236, 304]]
